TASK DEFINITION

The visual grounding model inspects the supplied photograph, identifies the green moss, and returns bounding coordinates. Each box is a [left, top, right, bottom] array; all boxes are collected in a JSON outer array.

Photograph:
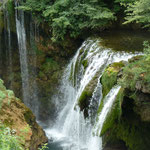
[[78, 90, 92, 109], [82, 59, 88, 69], [81, 49, 88, 61], [101, 62, 124, 98], [111, 62, 125, 68], [7, 0, 16, 33], [0, 11, 4, 33], [6, 0, 14, 16], [77, 70, 101, 117], [100, 57, 150, 150], [0, 91, 6, 99], [7, 90, 15, 98], [77, 90, 92, 118], [40, 57, 60, 81], [79, 48, 84, 55], [98, 62, 124, 115], [0, 91, 6, 109], [69, 63, 74, 82], [24, 109, 34, 124], [100, 88, 124, 136], [43, 58, 59, 72], [119, 56, 150, 91], [39, 71, 46, 79], [114, 120, 150, 150], [3, 119, 13, 127], [0, 79, 6, 91], [103, 94, 150, 150], [73, 59, 79, 87]]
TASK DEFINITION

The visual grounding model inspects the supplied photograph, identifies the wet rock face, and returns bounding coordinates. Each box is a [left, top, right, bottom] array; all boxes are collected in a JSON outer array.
[[120, 56, 150, 122], [100, 57, 150, 150], [133, 92, 150, 122], [103, 142, 127, 150], [135, 81, 150, 94], [0, 79, 48, 149]]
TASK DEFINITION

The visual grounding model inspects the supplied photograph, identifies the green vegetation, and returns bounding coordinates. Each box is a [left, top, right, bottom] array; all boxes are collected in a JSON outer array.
[[100, 42, 150, 150], [82, 59, 88, 69], [143, 41, 150, 56], [0, 123, 48, 150], [17, 0, 150, 43], [38, 143, 48, 150], [77, 70, 102, 117], [100, 88, 124, 136], [0, 123, 23, 150], [125, 0, 150, 27], [101, 62, 124, 98], [105, 94, 150, 150], [19, 0, 117, 42], [98, 62, 124, 116], [119, 41, 150, 91]]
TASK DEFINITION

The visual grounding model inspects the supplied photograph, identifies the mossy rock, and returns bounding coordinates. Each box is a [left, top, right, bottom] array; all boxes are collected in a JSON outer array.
[[82, 59, 88, 69], [100, 88, 124, 136], [77, 70, 101, 117], [98, 62, 125, 117], [69, 63, 74, 82], [101, 57, 150, 150], [0, 78, 48, 149], [102, 92, 150, 150], [77, 88, 93, 118], [119, 56, 150, 93], [101, 61, 125, 98]]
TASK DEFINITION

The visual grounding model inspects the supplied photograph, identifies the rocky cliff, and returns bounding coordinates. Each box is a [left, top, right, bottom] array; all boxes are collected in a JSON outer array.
[[100, 56, 150, 150], [0, 79, 48, 149]]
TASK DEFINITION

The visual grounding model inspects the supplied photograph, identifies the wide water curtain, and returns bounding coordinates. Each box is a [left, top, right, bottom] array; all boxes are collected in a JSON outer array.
[[45, 38, 138, 150]]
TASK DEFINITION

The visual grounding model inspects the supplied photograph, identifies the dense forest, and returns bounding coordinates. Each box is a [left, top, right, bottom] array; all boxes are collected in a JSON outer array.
[[18, 0, 150, 42], [0, 0, 150, 150]]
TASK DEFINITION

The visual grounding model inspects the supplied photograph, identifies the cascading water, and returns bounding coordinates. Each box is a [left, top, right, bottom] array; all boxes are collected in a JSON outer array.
[[45, 38, 140, 150], [27, 17, 39, 118], [15, 1, 39, 118], [89, 85, 121, 150], [15, 1, 30, 107]]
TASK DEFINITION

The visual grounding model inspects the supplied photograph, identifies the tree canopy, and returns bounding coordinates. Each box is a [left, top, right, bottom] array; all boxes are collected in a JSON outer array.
[[125, 0, 150, 27], [18, 0, 150, 42]]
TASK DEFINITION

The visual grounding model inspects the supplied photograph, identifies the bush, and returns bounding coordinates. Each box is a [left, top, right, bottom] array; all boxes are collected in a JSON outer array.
[[0, 123, 23, 150]]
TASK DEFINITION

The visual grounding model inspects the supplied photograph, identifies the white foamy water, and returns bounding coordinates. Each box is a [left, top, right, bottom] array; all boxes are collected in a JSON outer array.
[[45, 38, 141, 150]]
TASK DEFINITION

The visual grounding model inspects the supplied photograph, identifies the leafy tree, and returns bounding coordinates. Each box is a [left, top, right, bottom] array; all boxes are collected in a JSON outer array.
[[124, 0, 150, 27], [19, 0, 116, 42]]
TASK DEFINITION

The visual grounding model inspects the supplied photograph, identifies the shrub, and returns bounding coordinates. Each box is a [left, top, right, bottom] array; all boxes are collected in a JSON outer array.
[[0, 123, 23, 150]]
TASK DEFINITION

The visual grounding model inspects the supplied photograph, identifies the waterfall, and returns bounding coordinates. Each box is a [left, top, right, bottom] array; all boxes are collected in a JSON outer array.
[[95, 86, 121, 135], [15, 1, 30, 107], [90, 86, 121, 150], [45, 38, 139, 150], [28, 18, 39, 118], [15, 1, 39, 117]]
